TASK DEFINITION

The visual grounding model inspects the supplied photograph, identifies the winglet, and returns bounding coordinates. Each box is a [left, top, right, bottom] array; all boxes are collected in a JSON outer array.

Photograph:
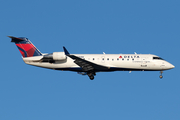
[[63, 46, 70, 55]]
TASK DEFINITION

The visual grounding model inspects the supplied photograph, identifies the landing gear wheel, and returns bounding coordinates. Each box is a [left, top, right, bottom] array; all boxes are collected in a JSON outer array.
[[89, 76, 94, 80], [159, 75, 163, 79], [87, 71, 96, 80]]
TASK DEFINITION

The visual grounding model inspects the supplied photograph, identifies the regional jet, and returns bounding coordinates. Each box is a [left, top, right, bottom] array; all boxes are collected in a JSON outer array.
[[9, 36, 175, 80]]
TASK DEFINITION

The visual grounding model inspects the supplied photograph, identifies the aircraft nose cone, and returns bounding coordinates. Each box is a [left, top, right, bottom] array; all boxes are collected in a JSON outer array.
[[170, 64, 175, 69], [169, 63, 175, 69]]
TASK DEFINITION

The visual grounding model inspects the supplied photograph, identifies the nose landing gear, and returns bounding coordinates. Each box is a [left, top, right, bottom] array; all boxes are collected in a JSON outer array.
[[159, 71, 163, 79]]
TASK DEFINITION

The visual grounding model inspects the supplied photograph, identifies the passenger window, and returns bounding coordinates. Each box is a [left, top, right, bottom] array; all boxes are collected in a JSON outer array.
[[107, 58, 109, 60], [117, 58, 119, 60]]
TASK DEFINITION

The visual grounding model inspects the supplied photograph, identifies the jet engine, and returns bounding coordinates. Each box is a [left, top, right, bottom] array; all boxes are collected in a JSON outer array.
[[42, 52, 67, 62], [52, 52, 66, 61]]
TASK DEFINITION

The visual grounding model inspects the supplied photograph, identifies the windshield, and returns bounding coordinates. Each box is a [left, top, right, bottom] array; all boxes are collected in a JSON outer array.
[[153, 57, 164, 60]]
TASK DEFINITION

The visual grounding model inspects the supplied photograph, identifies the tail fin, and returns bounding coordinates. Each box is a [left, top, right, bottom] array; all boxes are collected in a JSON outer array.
[[8, 36, 42, 57]]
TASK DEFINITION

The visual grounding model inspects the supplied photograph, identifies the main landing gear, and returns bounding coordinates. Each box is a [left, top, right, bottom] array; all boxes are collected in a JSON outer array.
[[159, 71, 163, 79], [87, 71, 96, 80]]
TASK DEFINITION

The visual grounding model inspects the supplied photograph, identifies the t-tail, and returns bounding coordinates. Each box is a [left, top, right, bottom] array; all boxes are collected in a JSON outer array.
[[8, 36, 42, 57]]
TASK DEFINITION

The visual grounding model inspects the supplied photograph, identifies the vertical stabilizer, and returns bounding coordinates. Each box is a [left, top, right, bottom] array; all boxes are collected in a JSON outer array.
[[8, 36, 42, 57]]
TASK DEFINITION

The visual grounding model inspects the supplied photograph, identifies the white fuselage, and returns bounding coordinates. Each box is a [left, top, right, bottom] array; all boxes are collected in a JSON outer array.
[[9, 36, 174, 80], [23, 54, 174, 72]]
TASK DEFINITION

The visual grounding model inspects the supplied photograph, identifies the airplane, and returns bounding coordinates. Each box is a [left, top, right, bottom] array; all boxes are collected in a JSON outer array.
[[9, 36, 175, 80]]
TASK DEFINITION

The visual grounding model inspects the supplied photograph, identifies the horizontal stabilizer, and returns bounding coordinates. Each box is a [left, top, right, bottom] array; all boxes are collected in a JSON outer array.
[[8, 36, 25, 43]]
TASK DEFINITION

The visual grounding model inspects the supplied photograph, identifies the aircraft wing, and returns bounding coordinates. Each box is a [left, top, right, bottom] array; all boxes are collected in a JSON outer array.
[[63, 47, 109, 72]]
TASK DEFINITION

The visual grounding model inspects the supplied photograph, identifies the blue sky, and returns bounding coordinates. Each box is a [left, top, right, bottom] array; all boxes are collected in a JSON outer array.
[[1, 0, 179, 120]]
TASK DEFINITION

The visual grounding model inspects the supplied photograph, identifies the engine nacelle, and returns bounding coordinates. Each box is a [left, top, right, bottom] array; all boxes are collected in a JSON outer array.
[[52, 52, 67, 61]]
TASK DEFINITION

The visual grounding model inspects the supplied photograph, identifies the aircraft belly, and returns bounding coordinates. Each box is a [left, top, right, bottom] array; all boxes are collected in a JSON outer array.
[[24, 61, 77, 69], [110, 61, 140, 69]]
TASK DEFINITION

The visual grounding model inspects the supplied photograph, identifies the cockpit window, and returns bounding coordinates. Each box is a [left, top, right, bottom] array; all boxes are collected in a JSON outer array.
[[153, 57, 164, 60]]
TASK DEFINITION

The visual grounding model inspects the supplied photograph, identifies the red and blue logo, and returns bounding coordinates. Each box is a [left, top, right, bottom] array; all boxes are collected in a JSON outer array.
[[13, 37, 42, 57]]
